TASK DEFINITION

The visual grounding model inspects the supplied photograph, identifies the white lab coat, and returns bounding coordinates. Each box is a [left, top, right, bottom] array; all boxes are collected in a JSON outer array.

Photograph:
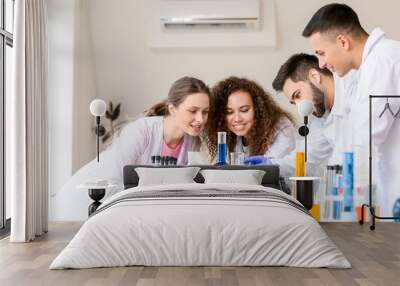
[[51, 116, 200, 221], [348, 28, 400, 216], [235, 117, 296, 159], [266, 118, 297, 158], [323, 71, 359, 165]]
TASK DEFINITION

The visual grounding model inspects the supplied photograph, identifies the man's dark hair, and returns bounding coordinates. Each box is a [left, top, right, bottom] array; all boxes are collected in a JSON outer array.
[[272, 53, 332, 91], [302, 3, 367, 38]]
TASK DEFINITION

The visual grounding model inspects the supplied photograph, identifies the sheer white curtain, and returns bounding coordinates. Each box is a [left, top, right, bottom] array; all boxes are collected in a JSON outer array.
[[10, 0, 48, 242]]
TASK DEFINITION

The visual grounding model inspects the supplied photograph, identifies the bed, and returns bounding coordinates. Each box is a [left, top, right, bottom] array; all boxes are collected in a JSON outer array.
[[50, 165, 350, 269]]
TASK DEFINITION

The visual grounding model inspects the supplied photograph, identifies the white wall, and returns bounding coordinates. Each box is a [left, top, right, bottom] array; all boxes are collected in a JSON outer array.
[[47, 0, 78, 219], [47, 0, 400, 220], [71, 0, 97, 171]]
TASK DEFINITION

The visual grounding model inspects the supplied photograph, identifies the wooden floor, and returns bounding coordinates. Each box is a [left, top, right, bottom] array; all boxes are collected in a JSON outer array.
[[0, 222, 399, 286]]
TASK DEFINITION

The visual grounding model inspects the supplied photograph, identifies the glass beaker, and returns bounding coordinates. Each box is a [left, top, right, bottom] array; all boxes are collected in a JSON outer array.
[[230, 152, 245, 165]]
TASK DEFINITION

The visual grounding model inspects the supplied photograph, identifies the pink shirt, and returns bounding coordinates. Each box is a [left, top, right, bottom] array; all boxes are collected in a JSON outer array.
[[161, 138, 184, 158]]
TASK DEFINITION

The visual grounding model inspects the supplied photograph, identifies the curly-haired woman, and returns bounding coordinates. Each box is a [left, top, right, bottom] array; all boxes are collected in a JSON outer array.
[[205, 76, 296, 164]]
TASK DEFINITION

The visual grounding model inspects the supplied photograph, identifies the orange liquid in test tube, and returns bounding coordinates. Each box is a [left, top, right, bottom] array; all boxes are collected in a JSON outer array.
[[310, 204, 321, 221], [296, 152, 305, 176]]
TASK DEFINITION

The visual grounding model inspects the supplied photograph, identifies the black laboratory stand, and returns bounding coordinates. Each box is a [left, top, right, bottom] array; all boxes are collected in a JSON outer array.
[[359, 95, 400, 230]]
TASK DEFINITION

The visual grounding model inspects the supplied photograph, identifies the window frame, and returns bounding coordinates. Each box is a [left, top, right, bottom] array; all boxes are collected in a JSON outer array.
[[0, 0, 13, 233]]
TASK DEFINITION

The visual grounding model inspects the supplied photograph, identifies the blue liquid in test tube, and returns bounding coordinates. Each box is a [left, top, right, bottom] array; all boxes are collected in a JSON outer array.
[[217, 131, 227, 165], [343, 152, 354, 212]]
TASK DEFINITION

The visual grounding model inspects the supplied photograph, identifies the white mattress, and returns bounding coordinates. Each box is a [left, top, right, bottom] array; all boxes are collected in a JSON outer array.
[[50, 183, 350, 269]]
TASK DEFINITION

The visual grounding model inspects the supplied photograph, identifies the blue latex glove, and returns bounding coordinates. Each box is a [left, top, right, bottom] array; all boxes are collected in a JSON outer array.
[[244, 155, 273, 166]]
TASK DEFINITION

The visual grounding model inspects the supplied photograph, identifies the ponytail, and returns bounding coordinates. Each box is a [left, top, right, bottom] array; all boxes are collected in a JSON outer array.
[[144, 100, 169, 117]]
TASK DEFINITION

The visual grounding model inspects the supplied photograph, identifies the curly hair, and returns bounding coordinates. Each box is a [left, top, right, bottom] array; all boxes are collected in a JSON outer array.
[[205, 76, 295, 160]]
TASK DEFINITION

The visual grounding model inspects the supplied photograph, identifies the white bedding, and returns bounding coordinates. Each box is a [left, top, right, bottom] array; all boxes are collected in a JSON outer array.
[[50, 183, 350, 269]]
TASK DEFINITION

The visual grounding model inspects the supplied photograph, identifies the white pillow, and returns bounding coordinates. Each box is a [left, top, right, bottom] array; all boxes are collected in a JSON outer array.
[[135, 167, 200, 186], [200, 169, 265, 185]]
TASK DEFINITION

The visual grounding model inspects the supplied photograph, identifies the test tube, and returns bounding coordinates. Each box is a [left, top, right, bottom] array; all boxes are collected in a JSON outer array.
[[324, 165, 334, 220], [343, 152, 354, 212], [230, 152, 236, 165], [295, 140, 305, 176], [237, 152, 245, 165], [217, 132, 227, 165]]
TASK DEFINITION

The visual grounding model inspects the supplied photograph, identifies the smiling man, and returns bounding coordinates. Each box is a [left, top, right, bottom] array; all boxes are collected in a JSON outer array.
[[302, 3, 400, 216], [303, 5, 368, 77]]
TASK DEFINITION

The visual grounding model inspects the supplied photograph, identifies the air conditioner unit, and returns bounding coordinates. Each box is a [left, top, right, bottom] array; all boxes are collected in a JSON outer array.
[[160, 0, 260, 29], [145, 0, 276, 48]]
